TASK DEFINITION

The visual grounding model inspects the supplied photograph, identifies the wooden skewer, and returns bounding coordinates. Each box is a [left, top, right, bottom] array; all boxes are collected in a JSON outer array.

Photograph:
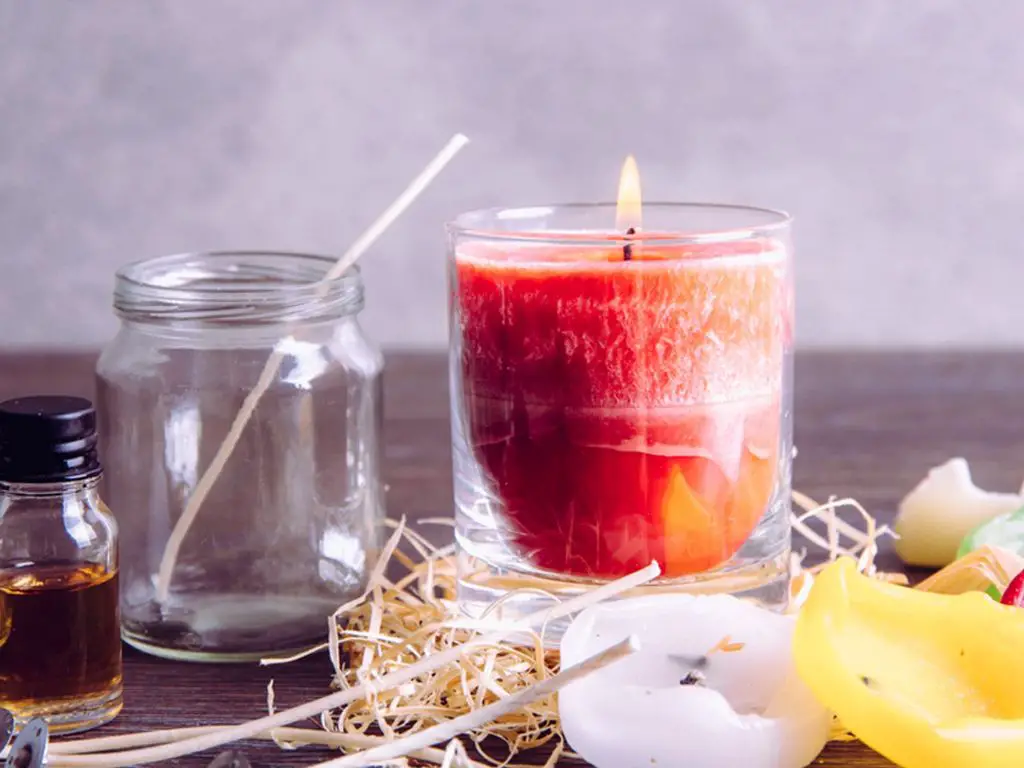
[[154, 133, 471, 603], [47, 726, 487, 768]]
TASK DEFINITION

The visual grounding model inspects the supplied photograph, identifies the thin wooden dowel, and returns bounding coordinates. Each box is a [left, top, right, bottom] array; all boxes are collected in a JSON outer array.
[[153, 133, 470, 602]]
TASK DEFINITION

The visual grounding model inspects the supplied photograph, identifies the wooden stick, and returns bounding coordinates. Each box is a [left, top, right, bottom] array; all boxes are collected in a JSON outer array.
[[313, 635, 639, 767], [47, 727, 486, 767], [154, 133, 471, 602], [51, 561, 660, 766]]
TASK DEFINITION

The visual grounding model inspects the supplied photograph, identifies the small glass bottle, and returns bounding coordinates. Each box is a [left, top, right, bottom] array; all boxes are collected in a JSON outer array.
[[0, 396, 122, 734]]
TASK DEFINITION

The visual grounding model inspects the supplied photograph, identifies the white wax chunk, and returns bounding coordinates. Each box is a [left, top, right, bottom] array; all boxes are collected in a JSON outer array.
[[559, 594, 830, 768]]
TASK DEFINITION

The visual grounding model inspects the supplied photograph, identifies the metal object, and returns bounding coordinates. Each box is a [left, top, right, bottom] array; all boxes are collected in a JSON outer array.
[[4, 719, 47, 768], [206, 750, 252, 768]]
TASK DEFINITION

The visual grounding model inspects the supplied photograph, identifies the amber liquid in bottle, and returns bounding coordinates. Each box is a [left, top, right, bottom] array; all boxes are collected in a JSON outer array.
[[0, 562, 122, 725]]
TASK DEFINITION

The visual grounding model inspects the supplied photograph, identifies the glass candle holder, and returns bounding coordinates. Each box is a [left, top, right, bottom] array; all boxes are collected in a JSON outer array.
[[97, 251, 384, 661], [447, 204, 793, 633]]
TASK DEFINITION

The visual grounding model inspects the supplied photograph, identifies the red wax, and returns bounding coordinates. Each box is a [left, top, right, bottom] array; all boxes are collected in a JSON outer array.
[[455, 238, 788, 579]]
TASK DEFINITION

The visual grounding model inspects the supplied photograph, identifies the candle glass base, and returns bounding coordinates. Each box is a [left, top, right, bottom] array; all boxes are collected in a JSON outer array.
[[455, 556, 790, 644], [454, 444, 792, 644], [447, 202, 794, 643]]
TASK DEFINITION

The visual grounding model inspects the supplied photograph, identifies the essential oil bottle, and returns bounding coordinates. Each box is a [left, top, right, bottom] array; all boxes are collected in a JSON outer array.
[[0, 396, 122, 733]]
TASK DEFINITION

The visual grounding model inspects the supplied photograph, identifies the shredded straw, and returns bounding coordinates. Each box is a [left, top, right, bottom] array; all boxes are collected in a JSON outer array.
[[48, 489, 1023, 765]]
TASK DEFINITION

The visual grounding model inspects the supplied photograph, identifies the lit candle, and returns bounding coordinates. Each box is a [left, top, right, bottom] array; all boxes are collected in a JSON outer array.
[[452, 158, 792, 584], [558, 594, 830, 767]]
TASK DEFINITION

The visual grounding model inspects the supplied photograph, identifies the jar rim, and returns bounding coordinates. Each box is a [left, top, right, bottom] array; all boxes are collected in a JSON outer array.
[[113, 251, 364, 326], [447, 202, 792, 248], [117, 250, 359, 291]]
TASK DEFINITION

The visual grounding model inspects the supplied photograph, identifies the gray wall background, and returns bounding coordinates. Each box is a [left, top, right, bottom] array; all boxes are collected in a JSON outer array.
[[1, 0, 1021, 349]]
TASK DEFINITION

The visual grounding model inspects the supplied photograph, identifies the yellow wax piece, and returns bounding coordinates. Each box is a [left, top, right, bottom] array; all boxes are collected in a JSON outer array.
[[794, 557, 1024, 768]]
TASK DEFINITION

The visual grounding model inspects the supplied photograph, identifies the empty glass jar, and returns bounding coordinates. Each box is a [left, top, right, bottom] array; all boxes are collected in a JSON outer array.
[[96, 251, 384, 662]]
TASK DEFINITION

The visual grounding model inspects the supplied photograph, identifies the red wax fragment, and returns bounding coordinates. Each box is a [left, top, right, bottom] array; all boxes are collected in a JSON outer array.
[[1001, 569, 1024, 607], [456, 239, 788, 579]]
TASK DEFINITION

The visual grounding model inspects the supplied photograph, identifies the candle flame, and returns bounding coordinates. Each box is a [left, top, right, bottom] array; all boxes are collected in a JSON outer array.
[[615, 155, 643, 231]]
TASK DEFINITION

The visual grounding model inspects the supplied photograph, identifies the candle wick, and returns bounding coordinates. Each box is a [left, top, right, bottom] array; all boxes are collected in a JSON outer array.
[[623, 226, 636, 261], [679, 670, 706, 687]]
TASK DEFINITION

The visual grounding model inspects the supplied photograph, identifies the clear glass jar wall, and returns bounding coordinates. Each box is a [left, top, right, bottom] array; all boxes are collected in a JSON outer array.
[[447, 204, 794, 625], [96, 252, 384, 661]]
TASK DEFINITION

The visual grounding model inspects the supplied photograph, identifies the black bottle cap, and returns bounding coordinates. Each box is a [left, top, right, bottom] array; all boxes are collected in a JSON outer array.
[[0, 395, 101, 483]]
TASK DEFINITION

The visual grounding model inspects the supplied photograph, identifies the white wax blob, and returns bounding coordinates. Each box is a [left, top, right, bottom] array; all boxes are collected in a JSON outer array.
[[894, 457, 1024, 567], [558, 594, 830, 768]]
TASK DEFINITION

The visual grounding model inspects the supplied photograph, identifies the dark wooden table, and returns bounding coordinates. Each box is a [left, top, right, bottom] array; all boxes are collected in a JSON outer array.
[[3, 349, 1022, 767]]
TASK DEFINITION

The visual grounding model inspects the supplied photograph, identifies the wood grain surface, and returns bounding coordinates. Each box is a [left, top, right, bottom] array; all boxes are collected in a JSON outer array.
[[3, 349, 1021, 767]]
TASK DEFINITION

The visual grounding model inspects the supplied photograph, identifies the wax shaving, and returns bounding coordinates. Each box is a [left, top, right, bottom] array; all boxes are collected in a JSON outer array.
[[915, 544, 1024, 595], [325, 520, 561, 765], [790, 491, 895, 576], [787, 491, 904, 612], [707, 636, 745, 654]]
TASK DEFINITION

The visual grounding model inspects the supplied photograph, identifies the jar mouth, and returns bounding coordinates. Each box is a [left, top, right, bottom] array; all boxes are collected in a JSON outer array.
[[114, 251, 364, 326]]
